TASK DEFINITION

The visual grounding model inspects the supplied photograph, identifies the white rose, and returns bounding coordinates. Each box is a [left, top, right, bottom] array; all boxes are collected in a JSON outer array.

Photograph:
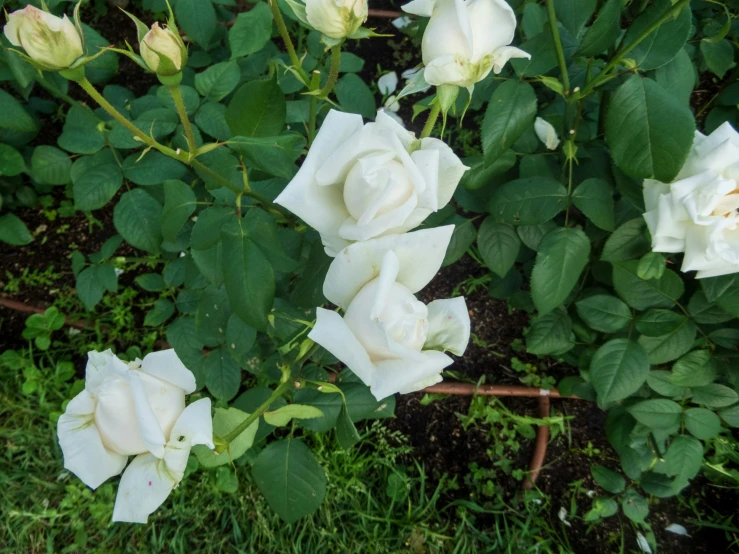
[[309, 226, 471, 400], [402, 0, 530, 88], [305, 0, 367, 39], [275, 109, 468, 256], [534, 117, 560, 150], [140, 22, 184, 75], [57, 349, 213, 523], [3, 5, 83, 71], [643, 122, 739, 278]]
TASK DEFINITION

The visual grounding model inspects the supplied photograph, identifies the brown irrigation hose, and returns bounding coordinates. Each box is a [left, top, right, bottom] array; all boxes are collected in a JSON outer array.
[[368, 8, 404, 18], [2, 296, 567, 488], [522, 396, 551, 490]]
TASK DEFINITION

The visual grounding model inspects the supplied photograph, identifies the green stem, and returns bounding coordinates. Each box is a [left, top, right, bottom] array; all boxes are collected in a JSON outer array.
[[564, 157, 574, 226], [420, 101, 441, 139], [190, 159, 293, 220], [222, 381, 294, 444], [76, 78, 184, 161], [38, 76, 98, 119], [269, 0, 310, 85], [578, 0, 691, 98], [318, 46, 341, 99], [546, 0, 570, 96], [168, 85, 197, 156], [308, 71, 321, 145]]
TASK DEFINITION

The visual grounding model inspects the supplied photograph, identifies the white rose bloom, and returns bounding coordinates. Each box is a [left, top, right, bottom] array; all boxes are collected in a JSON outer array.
[[643, 122, 739, 278], [305, 0, 367, 39], [309, 226, 471, 400], [140, 22, 184, 75], [57, 349, 213, 523], [402, 0, 530, 88], [275, 109, 468, 256], [534, 117, 560, 150], [3, 5, 83, 70]]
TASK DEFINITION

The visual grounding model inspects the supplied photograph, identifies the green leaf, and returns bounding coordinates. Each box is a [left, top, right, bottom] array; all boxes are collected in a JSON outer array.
[[638, 318, 697, 365], [96, 264, 118, 293], [221, 222, 275, 330], [701, 39, 735, 79], [336, 403, 361, 449], [31, 146, 71, 185], [0, 214, 32, 246], [76, 267, 104, 311], [646, 371, 685, 397], [719, 404, 739, 428], [688, 291, 734, 324], [144, 299, 175, 327], [58, 106, 105, 154], [488, 177, 567, 225], [72, 151, 123, 211], [622, 490, 649, 523], [710, 329, 739, 350], [228, 135, 302, 179], [0, 88, 38, 134], [264, 404, 324, 427], [576, 0, 621, 56], [204, 346, 242, 401], [601, 218, 650, 262], [554, 0, 596, 37], [640, 472, 675, 498], [531, 227, 591, 314], [122, 151, 187, 185], [612, 261, 684, 310], [229, 4, 273, 59], [702, 275, 739, 318], [113, 189, 163, 254], [625, 0, 692, 71], [635, 309, 690, 336], [461, 152, 516, 190], [251, 438, 327, 523], [335, 73, 376, 119], [691, 384, 739, 409], [227, 77, 286, 138], [637, 252, 666, 281], [194, 407, 259, 467], [525, 308, 574, 355], [572, 178, 615, 231], [606, 75, 695, 182], [195, 102, 233, 141], [627, 399, 682, 429], [590, 339, 650, 408], [162, 180, 197, 242], [517, 222, 557, 251], [0, 144, 25, 177], [684, 408, 721, 440], [225, 314, 257, 366], [477, 218, 520, 277], [442, 215, 476, 266], [135, 273, 166, 292], [664, 435, 703, 487], [191, 207, 235, 250], [592, 465, 625, 493], [575, 295, 632, 333], [670, 350, 716, 387], [293, 388, 343, 432], [482, 80, 537, 166], [652, 49, 695, 106], [195, 61, 241, 102], [175, 0, 217, 48]]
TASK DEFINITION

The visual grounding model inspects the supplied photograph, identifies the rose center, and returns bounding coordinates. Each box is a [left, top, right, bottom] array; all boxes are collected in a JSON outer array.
[[343, 158, 415, 223]]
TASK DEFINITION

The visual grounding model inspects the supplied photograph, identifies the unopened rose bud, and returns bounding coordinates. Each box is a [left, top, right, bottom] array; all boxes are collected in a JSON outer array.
[[3, 5, 83, 71], [140, 22, 185, 76], [305, 0, 368, 39]]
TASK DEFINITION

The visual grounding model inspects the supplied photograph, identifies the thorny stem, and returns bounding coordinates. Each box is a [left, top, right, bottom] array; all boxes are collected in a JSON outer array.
[[308, 71, 321, 145], [420, 101, 441, 139], [168, 85, 197, 157], [546, 0, 570, 96], [318, 46, 341, 98], [269, 0, 310, 84], [221, 381, 294, 445]]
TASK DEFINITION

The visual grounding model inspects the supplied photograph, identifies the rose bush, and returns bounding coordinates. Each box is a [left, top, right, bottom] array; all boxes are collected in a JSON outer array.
[[57, 349, 212, 523], [643, 122, 739, 278], [275, 109, 467, 255], [310, 226, 470, 399], [401, 0, 529, 88]]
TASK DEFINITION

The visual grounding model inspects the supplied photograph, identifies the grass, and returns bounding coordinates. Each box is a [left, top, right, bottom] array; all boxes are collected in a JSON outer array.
[[0, 335, 575, 554]]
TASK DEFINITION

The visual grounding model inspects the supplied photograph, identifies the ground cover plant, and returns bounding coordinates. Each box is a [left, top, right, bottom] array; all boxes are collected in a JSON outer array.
[[1, 0, 739, 551]]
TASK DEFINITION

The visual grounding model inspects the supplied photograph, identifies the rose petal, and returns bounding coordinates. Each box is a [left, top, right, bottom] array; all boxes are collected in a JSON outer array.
[[425, 297, 471, 356], [378, 72, 399, 95], [491, 46, 531, 73], [112, 453, 177, 524], [85, 349, 129, 393], [57, 390, 127, 489], [401, 0, 436, 17], [373, 350, 453, 399], [141, 349, 196, 394]]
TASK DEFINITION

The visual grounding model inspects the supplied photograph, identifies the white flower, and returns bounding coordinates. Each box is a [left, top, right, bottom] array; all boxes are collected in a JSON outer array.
[[378, 72, 399, 95], [305, 0, 367, 39], [275, 109, 468, 256], [140, 22, 185, 75], [636, 532, 652, 554], [534, 117, 560, 150], [665, 523, 690, 536], [643, 122, 739, 278], [308, 227, 470, 400], [401, 0, 530, 88], [57, 349, 213, 523], [558, 507, 571, 527], [392, 15, 413, 29], [3, 5, 83, 71]]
